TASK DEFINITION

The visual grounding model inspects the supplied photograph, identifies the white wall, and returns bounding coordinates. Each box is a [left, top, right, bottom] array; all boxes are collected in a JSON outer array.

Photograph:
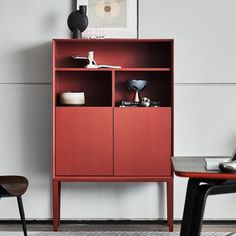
[[140, 0, 236, 219], [0, 0, 236, 221], [0, 0, 69, 219]]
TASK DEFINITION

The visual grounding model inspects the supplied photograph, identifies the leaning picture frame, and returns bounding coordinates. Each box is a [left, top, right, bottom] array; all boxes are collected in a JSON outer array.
[[83, 0, 138, 38]]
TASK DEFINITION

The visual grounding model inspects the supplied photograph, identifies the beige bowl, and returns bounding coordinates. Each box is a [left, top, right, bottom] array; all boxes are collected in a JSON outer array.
[[60, 92, 85, 105]]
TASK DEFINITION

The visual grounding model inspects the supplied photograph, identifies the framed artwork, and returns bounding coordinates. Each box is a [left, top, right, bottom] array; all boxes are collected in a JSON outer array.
[[83, 0, 138, 38]]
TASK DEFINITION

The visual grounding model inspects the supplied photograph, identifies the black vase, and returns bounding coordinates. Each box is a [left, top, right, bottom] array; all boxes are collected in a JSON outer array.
[[67, 5, 89, 39]]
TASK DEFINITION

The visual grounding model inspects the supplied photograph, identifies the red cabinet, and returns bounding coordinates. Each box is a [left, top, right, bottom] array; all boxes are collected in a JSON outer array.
[[52, 39, 174, 231], [114, 107, 171, 176]]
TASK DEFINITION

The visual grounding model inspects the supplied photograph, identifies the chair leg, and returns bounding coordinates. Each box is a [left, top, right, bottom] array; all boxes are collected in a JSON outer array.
[[17, 196, 27, 236], [180, 179, 201, 236], [188, 185, 209, 236]]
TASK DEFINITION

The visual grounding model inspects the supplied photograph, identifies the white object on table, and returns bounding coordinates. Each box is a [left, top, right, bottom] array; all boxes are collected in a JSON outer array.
[[205, 158, 230, 170]]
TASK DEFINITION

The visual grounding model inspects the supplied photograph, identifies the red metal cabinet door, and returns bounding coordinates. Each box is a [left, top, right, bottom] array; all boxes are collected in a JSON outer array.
[[56, 107, 113, 176], [114, 107, 171, 176]]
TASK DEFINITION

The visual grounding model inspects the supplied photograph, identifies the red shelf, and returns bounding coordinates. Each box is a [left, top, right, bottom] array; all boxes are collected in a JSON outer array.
[[52, 39, 174, 232], [55, 68, 112, 72], [55, 67, 171, 72], [53, 39, 173, 68], [116, 68, 171, 71]]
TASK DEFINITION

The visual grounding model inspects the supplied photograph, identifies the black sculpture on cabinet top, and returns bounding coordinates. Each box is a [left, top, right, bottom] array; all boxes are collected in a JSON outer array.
[[67, 5, 88, 39]]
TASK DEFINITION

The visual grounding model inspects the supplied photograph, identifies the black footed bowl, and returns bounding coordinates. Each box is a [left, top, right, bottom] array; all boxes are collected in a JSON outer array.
[[128, 80, 147, 91]]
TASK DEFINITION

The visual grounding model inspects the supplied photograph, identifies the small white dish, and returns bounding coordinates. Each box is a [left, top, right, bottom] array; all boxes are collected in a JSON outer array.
[[60, 92, 85, 105]]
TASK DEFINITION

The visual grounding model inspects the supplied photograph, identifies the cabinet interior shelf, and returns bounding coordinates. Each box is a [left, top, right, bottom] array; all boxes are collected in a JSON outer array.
[[55, 106, 172, 108], [55, 68, 171, 72]]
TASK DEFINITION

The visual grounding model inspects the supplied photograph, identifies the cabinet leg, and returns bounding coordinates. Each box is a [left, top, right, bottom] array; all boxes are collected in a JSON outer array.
[[53, 180, 60, 231], [58, 182, 61, 226], [166, 180, 174, 231]]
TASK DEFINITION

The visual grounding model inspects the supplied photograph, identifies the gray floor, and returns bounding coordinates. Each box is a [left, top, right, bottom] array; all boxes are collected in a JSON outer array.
[[0, 222, 236, 232]]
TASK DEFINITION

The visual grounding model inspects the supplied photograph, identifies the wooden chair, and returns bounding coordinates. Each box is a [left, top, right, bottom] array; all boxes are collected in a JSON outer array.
[[0, 176, 28, 236]]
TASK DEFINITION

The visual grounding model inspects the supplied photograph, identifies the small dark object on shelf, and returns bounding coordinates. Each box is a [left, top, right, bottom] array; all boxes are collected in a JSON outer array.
[[120, 100, 160, 107], [150, 101, 161, 107], [120, 101, 139, 107], [67, 5, 88, 38], [140, 97, 151, 107], [127, 80, 147, 103], [127, 80, 147, 91]]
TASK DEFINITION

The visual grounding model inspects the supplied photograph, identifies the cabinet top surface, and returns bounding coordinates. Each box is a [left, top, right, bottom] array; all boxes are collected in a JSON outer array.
[[53, 38, 174, 43]]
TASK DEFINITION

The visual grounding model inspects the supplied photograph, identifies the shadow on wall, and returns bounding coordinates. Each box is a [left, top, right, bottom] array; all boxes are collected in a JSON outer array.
[[15, 41, 52, 84], [19, 42, 52, 176], [0, 87, 51, 180], [18, 84, 52, 176]]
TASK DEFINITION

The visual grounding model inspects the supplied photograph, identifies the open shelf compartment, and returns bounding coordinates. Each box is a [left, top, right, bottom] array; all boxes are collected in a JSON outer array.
[[53, 39, 173, 69], [115, 71, 172, 107], [55, 70, 112, 107]]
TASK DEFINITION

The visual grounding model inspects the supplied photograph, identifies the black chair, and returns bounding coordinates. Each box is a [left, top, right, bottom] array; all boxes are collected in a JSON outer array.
[[0, 176, 28, 236]]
